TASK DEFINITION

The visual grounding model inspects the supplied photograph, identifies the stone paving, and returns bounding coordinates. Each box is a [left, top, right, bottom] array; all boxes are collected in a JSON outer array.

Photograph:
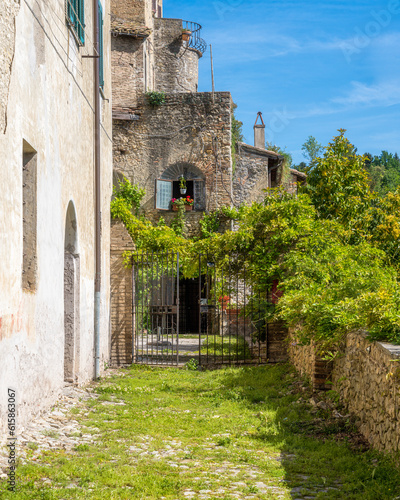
[[0, 370, 349, 498], [0, 382, 100, 480]]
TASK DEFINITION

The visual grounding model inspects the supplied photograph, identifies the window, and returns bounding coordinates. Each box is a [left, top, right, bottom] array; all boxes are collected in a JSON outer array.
[[22, 141, 37, 292], [156, 180, 172, 210], [66, 0, 85, 45], [98, 1, 104, 89], [156, 178, 205, 211]]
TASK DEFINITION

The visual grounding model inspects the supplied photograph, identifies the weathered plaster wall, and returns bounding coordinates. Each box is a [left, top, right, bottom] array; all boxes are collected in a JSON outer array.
[[0, 0, 20, 134], [113, 92, 233, 213], [289, 331, 400, 454], [154, 18, 199, 94], [0, 0, 113, 443]]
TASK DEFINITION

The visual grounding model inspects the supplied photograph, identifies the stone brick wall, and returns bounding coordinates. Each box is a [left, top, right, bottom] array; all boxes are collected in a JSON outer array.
[[111, 0, 147, 24], [289, 330, 400, 454], [288, 335, 332, 391], [113, 91, 233, 213], [233, 145, 270, 206], [111, 36, 145, 109], [145, 209, 204, 238], [154, 18, 199, 93], [0, 0, 20, 134], [110, 221, 135, 366]]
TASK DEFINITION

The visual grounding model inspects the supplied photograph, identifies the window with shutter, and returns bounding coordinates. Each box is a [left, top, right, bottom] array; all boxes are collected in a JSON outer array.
[[66, 0, 85, 46]]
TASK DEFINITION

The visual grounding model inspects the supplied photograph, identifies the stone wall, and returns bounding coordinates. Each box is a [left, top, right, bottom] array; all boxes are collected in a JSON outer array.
[[0, 0, 20, 134], [288, 336, 332, 391], [154, 18, 199, 94], [111, 36, 145, 109], [289, 330, 400, 454], [233, 145, 270, 206], [145, 209, 204, 238], [113, 91, 233, 212], [110, 221, 135, 366]]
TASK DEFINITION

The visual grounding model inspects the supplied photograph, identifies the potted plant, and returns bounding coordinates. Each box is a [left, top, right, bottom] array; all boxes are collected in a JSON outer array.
[[171, 198, 179, 211], [184, 195, 194, 211], [179, 176, 187, 195], [181, 28, 192, 42]]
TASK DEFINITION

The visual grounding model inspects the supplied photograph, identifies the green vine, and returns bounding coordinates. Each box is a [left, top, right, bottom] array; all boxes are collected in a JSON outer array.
[[170, 199, 186, 236], [231, 103, 244, 175], [113, 177, 145, 216]]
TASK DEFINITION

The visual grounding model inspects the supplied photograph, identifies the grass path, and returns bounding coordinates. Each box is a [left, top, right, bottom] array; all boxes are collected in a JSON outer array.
[[1, 363, 400, 499]]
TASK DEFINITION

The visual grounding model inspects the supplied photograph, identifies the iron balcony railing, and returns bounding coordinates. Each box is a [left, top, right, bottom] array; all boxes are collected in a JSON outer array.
[[182, 20, 207, 55]]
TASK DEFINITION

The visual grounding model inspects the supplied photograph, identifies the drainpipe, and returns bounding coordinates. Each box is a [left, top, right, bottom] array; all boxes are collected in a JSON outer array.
[[93, 0, 101, 379]]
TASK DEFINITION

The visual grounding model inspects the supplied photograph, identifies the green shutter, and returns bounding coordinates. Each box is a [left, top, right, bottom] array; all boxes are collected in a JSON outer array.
[[67, 0, 77, 26], [78, 0, 85, 44], [98, 1, 104, 88]]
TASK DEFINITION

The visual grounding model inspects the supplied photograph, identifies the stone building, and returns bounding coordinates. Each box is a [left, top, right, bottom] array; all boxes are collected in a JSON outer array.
[[109, 0, 306, 366], [0, 0, 113, 440]]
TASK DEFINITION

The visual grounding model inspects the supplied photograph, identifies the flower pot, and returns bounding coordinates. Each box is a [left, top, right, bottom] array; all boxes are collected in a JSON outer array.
[[182, 30, 191, 42], [180, 189, 187, 195], [172, 205, 178, 211], [185, 205, 193, 211]]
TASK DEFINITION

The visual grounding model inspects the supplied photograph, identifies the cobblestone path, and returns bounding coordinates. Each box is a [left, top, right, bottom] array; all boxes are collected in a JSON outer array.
[[0, 365, 398, 499]]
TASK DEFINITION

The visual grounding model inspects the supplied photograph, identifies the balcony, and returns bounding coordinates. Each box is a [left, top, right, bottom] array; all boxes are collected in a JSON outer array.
[[182, 20, 207, 55]]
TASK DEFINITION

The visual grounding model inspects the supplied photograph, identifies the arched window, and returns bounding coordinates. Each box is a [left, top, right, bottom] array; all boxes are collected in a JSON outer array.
[[155, 164, 206, 211]]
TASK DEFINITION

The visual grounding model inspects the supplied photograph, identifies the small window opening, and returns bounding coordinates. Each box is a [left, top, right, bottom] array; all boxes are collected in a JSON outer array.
[[22, 140, 37, 292]]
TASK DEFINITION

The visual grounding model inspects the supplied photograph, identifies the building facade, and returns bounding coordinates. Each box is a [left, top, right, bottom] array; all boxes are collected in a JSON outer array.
[[0, 0, 112, 440]]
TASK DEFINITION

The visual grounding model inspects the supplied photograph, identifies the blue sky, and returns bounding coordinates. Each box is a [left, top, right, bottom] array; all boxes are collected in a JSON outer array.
[[164, 0, 400, 164]]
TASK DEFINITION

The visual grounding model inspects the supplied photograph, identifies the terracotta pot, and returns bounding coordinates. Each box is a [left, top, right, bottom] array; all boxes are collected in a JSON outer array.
[[182, 31, 191, 42], [185, 205, 193, 211], [172, 205, 178, 211]]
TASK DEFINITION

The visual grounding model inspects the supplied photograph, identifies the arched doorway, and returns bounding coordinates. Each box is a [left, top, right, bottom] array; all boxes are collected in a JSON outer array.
[[64, 201, 80, 383]]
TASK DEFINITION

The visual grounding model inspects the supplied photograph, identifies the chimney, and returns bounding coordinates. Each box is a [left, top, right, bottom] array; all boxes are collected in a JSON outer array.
[[254, 112, 265, 149]]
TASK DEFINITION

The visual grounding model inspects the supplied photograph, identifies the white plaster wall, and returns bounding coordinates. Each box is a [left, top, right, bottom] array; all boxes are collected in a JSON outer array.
[[0, 0, 112, 443]]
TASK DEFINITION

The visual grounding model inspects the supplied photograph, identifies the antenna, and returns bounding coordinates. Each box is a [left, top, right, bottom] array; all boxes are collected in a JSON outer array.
[[210, 44, 215, 104]]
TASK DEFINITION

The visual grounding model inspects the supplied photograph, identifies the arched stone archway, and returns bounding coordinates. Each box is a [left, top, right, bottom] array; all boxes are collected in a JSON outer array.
[[64, 201, 80, 383]]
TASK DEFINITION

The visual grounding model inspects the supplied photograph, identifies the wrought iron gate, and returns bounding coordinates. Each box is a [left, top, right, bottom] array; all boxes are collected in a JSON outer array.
[[132, 252, 285, 367]]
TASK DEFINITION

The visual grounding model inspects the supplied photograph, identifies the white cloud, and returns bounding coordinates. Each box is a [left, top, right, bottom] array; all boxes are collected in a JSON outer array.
[[332, 81, 400, 107]]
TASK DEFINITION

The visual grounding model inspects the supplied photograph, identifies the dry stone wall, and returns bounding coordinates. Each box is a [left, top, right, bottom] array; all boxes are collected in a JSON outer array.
[[289, 330, 400, 454], [0, 0, 20, 134]]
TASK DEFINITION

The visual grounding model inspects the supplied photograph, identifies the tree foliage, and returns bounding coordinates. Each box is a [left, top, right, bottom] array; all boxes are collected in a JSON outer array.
[[300, 135, 324, 173], [364, 151, 400, 196], [111, 131, 400, 348], [305, 129, 372, 228]]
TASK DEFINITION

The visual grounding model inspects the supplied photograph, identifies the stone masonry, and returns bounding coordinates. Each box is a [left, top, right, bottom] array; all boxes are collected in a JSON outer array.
[[289, 330, 400, 454], [113, 92, 233, 213], [110, 221, 135, 366]]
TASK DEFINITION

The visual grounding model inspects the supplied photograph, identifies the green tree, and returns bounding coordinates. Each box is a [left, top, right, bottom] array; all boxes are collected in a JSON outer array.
[[301, 135, 324, 172], [305, 129, 371, 227], [364, 151, 400, 195]]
